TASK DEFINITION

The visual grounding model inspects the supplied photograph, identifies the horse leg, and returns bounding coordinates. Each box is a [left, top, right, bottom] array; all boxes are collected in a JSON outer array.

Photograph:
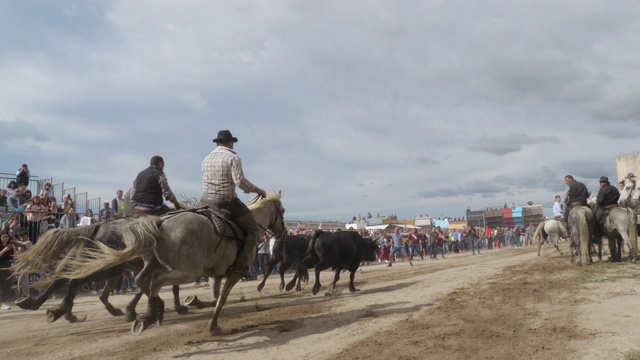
[[125, 289, 144, 322], [15, 278, 65, 311], [552, 236, 564, 257], [99, 275, 125, 316], [184, 278, 220, 309], [46, 279, 86, 323], [285, 271, 298, 292], [209, 274, 241, 336], [172, 285, 188, 314]]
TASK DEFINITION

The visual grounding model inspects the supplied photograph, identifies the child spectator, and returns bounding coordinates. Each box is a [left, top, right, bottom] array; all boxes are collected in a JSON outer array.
[[40, 182, 54, 200], [5, 181, 17, 197], [25, 196, 45, 245], [78, 209, 95, 226]]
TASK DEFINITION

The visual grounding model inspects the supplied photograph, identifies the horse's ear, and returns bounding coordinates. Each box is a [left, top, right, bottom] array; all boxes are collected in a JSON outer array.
[[277, 190, 281, 196]]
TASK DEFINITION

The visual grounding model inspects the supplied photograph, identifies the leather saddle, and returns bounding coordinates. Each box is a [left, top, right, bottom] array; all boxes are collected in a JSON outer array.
[[160, 206, 244, 240]]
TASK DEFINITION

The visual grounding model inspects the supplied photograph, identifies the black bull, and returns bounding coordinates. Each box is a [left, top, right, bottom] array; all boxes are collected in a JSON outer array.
[[303, 230, 378, 295], [257, 234, 312, 292]]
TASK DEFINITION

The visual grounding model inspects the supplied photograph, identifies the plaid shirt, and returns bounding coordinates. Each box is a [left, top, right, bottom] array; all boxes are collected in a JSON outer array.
[[202, 146, 255, 201]]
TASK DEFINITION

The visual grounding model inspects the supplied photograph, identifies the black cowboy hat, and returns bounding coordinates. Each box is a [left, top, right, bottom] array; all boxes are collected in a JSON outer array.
[[213, 130, 238, 143], [599, 176, 610, 183]]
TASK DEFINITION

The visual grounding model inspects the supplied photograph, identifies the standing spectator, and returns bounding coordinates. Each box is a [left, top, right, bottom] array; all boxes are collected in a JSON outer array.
[[256, 235, 270, 276], [0, 189, 7, 221], [408, 229, 423, 261], [40, 182, 54, 200], [468, 225, 481, 255], [0, 233, 15, 310], [61, 194, 75, 214], [5, 181, 18, 197], [60, 207, 77, 228], [16, 164, 30, 188], [12, 231, 33, 297], [100, 201, 113, 221], [111, 190, 124, 219], [376, 231, 388, 262], [45, 200, 60, 230], [25, 196, 45, 245], [525, 223, 535, 246], [387, 227, 413, 267], [78, 209, 95, 226]]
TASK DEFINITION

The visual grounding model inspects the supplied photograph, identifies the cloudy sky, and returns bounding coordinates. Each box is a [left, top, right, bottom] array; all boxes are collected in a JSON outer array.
[[2, 1, 640, 222]]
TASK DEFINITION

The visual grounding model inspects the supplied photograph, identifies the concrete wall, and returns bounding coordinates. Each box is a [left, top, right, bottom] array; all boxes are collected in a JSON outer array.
[[616, 152, 640, 183]]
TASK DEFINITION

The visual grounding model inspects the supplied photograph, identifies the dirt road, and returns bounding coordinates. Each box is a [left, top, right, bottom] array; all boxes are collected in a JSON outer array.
[[2, 243, 640, 360]]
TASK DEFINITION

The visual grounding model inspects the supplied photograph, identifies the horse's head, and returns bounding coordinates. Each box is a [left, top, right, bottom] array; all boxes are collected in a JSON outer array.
[[587, 194, 597, 211], [619, 177, 638, 207], [248, 190, 287, 240]]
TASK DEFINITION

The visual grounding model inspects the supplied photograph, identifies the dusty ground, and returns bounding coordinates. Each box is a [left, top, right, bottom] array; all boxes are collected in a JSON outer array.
[[2, 242, 640, 360]]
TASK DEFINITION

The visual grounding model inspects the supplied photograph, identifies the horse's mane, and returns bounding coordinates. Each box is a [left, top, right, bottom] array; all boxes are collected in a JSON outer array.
[[247, 192, 281, 210]]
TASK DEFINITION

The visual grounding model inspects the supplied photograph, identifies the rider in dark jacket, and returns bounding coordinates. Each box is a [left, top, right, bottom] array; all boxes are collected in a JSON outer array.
[[131, 155, 182, 216], [595, 176, 620, 222], [563, 175, 591, 225]]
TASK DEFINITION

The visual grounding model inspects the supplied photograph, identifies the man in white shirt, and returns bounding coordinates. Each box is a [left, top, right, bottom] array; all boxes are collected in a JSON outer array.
[[552, 195, 563, 220]]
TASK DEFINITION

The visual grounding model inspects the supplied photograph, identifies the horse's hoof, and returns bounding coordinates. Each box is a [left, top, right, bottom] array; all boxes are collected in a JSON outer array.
[[257, 283, 264, 292], [312, 287, 319, 295], [46, 309, 62, 323], [125, 311, 137, 323], [184, 295, 198, 307], [175, 305, 189, 315], [131, 319, 148, 336], [66, 314, 87, 323], [279, 284, 285, 292], [285, 283, 295, 292]]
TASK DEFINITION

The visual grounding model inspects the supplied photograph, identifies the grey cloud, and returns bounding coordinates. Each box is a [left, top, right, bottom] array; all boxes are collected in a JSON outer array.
[[467, 134, 558, 155], [0, 119, 49, 142]]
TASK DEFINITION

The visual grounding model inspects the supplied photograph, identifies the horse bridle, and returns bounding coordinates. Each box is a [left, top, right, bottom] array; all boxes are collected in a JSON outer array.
[[256, 199, 287, 240]]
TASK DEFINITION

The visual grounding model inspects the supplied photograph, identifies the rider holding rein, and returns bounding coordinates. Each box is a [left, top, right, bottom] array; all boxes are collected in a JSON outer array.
[[595, 176, 620, 223], [131, 155, 182, 217], [563, 175, 591, 228], [201, 130, 267, 279]]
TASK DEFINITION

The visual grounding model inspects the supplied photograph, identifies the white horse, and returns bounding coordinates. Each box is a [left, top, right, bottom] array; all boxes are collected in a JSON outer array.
[[535, 220, 568, 257], [618, 176, 639, 208]]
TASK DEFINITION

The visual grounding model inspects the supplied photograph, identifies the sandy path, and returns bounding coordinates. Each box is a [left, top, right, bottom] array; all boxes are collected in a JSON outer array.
[[2, 244, 639, 360]]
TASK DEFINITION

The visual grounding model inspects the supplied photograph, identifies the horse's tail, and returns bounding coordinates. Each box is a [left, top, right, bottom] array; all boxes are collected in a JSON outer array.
[[302, 230, 323, 267], [50, 217, 161, 280], [533, 221, 546, 244], [11, 224, 101, 279]]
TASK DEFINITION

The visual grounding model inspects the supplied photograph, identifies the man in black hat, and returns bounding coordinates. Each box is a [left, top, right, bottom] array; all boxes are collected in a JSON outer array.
[[595, 176, 620, 223], [201, 130, 267, 278], [131, 155, 182, 216]]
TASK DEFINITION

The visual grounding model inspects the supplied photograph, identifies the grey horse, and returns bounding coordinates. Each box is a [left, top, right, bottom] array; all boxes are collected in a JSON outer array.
[[567, 205, 595, 266], [588, 196, 638, 262], [49, 192, 287, 336]]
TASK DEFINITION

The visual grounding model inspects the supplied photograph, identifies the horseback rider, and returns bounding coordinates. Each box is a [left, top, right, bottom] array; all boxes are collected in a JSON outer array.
[[552, 195, 563, 221], [595, 176, 620, 223], [200, 130, 267, 279], [563, 175, 591, 233], [131, 155, 182, 217]]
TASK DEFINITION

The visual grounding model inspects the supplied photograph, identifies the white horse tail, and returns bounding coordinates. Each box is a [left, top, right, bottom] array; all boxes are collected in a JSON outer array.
[[533, 221, 547, 245], [52, 217, 161, 280], [11, 224, 102, 279]]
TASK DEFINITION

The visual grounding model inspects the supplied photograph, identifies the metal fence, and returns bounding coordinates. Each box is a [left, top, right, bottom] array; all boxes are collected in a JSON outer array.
[[0, 174, 102, 218]]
